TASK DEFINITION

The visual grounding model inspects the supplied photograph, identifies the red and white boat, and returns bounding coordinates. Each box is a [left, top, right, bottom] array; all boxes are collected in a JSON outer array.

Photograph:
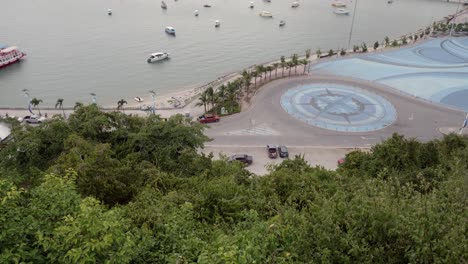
[[0, 45, 26, 68]]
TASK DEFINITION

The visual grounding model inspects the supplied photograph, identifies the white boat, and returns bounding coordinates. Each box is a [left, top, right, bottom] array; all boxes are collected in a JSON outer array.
[[161, 1, 167, 9], [134, 96, 143, 103], [194, 10, 199, 16], [165, 26, 176, 35], [334, 8, 350, 14], [259, 11, 273, 17], [279, 20, 286, 26], [249, 1, 254, 8], [331, 1, 346, 7], [291, 1, 300, 8], [107, 8, 112, 15], [215, 20, 221, 27], [147, 52, 170, 63]]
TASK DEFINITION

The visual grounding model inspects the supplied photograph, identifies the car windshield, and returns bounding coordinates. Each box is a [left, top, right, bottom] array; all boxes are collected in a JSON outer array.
[[280, 147, 287, 152], [268, 148, 276, 153]]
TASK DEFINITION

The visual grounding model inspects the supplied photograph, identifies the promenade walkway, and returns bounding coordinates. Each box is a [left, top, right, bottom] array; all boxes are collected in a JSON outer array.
[[311, 37, 468, 111]]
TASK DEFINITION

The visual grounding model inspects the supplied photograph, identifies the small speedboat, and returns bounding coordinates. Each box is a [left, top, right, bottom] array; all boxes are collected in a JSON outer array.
[[203, 4, 212, 7], [249, 1, 254, 8], [215, 20, 221, 27], [107, 8, 112, 15], [279, 20, 286, 26], [259, 11, 273, 17], [387, 0, 393, 3], [147, 52, 169, 63], [291, 1, 300, 7], [161, 1, 167, 9], [334, 8, 350, 14], [165, 26, 176, 35], [264, 0, 271, 2], [331, 1, 346, 7], [134, 96, 144, 103], [194, 10, 199, 16]]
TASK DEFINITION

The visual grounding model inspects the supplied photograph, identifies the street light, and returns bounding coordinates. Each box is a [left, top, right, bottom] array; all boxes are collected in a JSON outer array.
[[149, 90, 156, 115], [90, 93, 97, 104], [21, 89, 33, 114], [347, 0, 359, 50], [449, 0, 462, 36]]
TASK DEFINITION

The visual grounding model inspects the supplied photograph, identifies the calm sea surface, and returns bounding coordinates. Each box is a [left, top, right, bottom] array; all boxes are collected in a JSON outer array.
[[0, 0, 459, 107]]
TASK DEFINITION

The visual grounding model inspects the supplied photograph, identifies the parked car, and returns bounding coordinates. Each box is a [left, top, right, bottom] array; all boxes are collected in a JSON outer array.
[[21, 115, 42, 124], [198, 114, 220, 124], [266, 144, 278, 158], [277, 145, 289, 158], [228, 154, 253, 165], [337, 157, 346, 166]]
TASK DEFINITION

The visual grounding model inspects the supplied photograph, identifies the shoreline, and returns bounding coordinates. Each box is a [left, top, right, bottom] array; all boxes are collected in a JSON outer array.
[[1, 7, 467, 116]]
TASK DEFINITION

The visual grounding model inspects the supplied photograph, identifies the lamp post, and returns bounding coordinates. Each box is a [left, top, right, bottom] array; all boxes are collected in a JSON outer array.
[[449, 0, 462, 36], [21, 89, 33, 114], [149, 90, 156, 115], [347, 0, 358, 50], [459, 112, 468, 135], [90, 93, 97, 104]]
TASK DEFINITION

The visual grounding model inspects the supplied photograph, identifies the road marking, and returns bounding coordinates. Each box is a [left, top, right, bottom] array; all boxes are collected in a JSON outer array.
[[226, 123, 280, 136]]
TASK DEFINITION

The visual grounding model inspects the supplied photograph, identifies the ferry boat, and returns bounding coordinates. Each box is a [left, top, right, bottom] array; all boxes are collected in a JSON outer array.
[[0, 45, 26, 68]]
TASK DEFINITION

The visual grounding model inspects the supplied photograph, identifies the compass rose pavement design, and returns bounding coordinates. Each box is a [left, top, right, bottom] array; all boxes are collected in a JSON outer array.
[[280, 83, 397, 132]]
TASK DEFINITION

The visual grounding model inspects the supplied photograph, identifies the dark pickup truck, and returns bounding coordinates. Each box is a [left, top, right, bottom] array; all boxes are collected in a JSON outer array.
[[228, 154, 253, 166]]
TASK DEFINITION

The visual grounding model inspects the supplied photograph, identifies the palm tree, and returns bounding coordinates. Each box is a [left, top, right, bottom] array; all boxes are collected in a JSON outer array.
[[287, 61, 294, 76], [280, 56, 286, 77], [227, 82, 240, 113], [301, 59, 308, 74], [30, 98, 43, 116], [217, 84, 227, 107], [305, 49, 311, 73], [195, 91, 209, 114], [74, 102, 83, 110], [242, 71, 252, 94], [55, 98, 66, 118], [206, 86, 216, 113], [251, 70, 259, 88], [292, 54, 299, 74], [384, 36, 390, 46], [255, 65, 265, 82], [265, 65, 273, 80], [272, 63, 280, 78], [316, 49, 322, 59], [117, 99, 127, 113]]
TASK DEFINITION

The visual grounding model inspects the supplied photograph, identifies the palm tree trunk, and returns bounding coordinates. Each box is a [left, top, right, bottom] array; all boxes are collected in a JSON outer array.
[[37, 107, 41, 116], [275, 69, 278, 78], [303, 63, 307, 74], [61, 107, 66, 119], [204, 103, 207, 114], [289, 67, 292, 76], [282, 68, 284, 77]]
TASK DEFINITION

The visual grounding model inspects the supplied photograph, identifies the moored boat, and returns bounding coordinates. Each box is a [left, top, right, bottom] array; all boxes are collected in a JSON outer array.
[[203, 4, 212, 7], [331, 1, 346, 7], [259, 11, 273, 17], [165, 26, 176, 35], [215, 20, 221, 27], [249, 1, 254, 8], [291, 1, 299, 8], [107, 8, 112, 15], [147, 52, 170, 63], [134, 96, 143, 102], [194, 10, 199, 16], [333, 8, 350, 14], [279, 20, 286, 26], [161, 1, 167, 9], [0, 45, 26, 69]]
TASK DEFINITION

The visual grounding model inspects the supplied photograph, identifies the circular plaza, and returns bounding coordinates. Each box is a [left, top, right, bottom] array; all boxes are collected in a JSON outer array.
[[280, 83, 397, 132]]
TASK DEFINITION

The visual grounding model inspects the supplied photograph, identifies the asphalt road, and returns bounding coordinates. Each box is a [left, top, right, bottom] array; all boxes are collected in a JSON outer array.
[[205, 74, 465, 148]]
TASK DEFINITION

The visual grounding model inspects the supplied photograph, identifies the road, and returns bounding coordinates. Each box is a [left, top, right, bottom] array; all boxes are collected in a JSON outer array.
[[203, 74, 465, 174]]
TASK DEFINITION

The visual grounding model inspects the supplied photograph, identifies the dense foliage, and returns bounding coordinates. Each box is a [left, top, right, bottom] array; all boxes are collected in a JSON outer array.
[[0, 106, 466, 263]]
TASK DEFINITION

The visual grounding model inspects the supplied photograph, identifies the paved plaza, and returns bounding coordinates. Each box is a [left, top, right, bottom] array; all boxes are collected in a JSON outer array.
[[312, 37, 468, 111]]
